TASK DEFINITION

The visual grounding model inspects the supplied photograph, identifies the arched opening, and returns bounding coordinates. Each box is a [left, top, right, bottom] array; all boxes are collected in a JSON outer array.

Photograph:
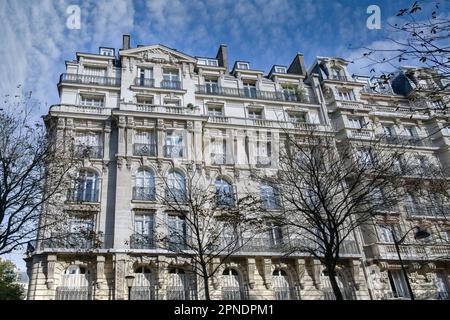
[[215, 177, 235, 207], [130, 265, 156, 300], [166, 268, 195, 300], [134, 168, 156, 201], [221, 268, 247, 300], [166, 170, 186, 203], [272, 269, 297, 300], [321, 270, 355, 300], [55, 265, 91, 300]]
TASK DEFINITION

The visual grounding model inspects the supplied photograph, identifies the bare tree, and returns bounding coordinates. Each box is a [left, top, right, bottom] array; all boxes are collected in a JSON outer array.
[[261, 129, 413, 300], [153, 164, 263, 300], [359, 1, 449, 109], [0, 91, 76, 255]]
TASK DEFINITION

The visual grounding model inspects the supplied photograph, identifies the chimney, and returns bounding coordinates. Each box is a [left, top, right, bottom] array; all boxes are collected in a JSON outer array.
[[216, 44, 228, 72], [122, 34, 131, 50]]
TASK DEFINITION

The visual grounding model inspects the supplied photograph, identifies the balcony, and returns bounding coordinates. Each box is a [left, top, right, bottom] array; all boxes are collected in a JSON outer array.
[[133, 143, 156, 156], [165, 188, 186, 203], [322, 287, 356, 300], [216, 193, 235, 208], [49, 104, 111, 115], [196, 85, 318, 104], [367, 242, 450, 260], [222, 287, 249, 300], [333, 100, 371, 111], [124, 103, 200, 115], [346, 129, 373, 139], [362, 85, 396, 96], [164, 145, 184, 158], [134, 78, 155, 88], [274, 288, 299, 300], [405, 204, 449, 219], [130, 234, 156, 249], [60, 73, 120, 87], [211, 153, 226, 165], [74, 145, 103, 159], [132, 187, 156, 201], [375, 134, 434, 147], [329, 75, 350, 82], [161, 80, 181, 89], [67, 189, 99, 203], [55, 287, 91, 300], [130, 286, 158, 300], [42, 234, 95, 250], [256, 155, 272, 167], [166, 286, 197, 300]]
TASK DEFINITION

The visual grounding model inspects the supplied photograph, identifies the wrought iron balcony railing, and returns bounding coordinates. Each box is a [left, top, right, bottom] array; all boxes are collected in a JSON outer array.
[[134, 78, 155, 88], [164, 145, 184, 158], [161, 80, 181, 89], [195, 85, 318, 104], [405, 204, 449, 218], [221, 286, 249, 300], [60, 73, 120, 87], [74, 145, 103, 159], [133, 143, 156, 156], [132, 187, 156, 201], [256, 155, 272, 167], [67, 188, 100, 203], [55, 287, 91, 300], [166, 286, 197, 300], [130, 234, 156, 249], [375, 134, 434, 147], [130, 286, 158, 300], [211, 153, 226, 165], [42, 234, 95, 250], [274, 288, 299, 300], [165, 188, 187, 203]]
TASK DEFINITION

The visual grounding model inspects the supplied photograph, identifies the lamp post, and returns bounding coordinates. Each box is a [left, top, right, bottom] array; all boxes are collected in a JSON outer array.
[[125, 275, 135, 300], [390, 225, 430, 300]]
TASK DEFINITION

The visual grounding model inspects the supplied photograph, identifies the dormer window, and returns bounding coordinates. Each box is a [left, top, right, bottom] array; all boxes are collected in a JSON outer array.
[[275, 66, 287, 73], [237, 62, 250, 70], [198, 58, 219, 67], [337, 89, 356, 101], [99, 47, 114, 56]]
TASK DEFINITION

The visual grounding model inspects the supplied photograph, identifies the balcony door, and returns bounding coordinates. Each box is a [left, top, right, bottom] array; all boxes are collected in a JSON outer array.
[[436, 272, 450, 300], [134, 213, 154, 243], [388, 270, 410, 298], [167, 268, 189, 300], [273, 269, 293, 300], [222, 268, 243, 300], [131, 266, 156, 300], [56, 265, 91, 300]]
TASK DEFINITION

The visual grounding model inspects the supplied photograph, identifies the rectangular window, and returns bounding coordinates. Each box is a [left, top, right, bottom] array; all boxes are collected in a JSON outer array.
[[338, 89, 355, 101], [207, 106, 223, 117], [377, 224, 400, 243], [162, 69, 180, 89], [168, 216, 187, 250], [248, 108, 263, 119], [211, 137, 226, 164], [382, 125, 395, 136], [136, 96, 153, 105], [388, 270, 410, 298], [205, 79, 219, 94], [198, 58, 218, 66], [274, 66, 287, 73], [441, 126, 450, 136], [84, 66, 106, 77], [80, 95, 104, 107], [288, 112, 307, 123], [134, 213, 154, 236], [348, 118, 362, 129], [404, 126, 417, 137], [165, 132, 183, 158], [243, 82, 257, 98], [237, 62, 250, 70]]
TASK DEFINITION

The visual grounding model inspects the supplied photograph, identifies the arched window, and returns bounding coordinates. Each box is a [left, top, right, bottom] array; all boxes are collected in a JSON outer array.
[[222, 268, 246, 300], [73, 170, 100, 202], [215, 177, 235, 207], [131, 266, 156, 300], [167, 268, 193, 300], [134, 168, 156, 201], [260, 183, 281, 210], [166, 170, 186, 202], [321, 270, 355, 300], [56, 265, 91, 300], [273, 269, 296, 300]]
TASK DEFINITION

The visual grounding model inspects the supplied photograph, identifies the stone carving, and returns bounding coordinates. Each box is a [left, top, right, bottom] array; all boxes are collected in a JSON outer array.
[[350, 260, 361, 290], [311, 259, 322, 289], [295, 259, 306, 290], [96, 256, 105, 290], [263, 259, 272, 289], [46, 255, 57, 290], [247, 258, 256, 289]]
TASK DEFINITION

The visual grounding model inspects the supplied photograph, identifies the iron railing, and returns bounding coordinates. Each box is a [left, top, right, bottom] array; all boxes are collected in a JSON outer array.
[[67, 188, 99, 203], [196, 85, 317, 104], [211, 153, 227, 165], [134, 78, 155, 88], [375, 134, 434, 147], [55, 287, 91, 300], [133, 143, 156, 156], [256, 155, 272, 167], [274, 288, 299, 300], [164, 145, 184, 158], [165, 188, 186, 203], [130, 286, 158, 300], [74, 145, 103, 159], [161, 80, 181, 89], [60, 73, 120, 87], [42, 234, 94, 250], [405, 204, 449, 218], [221, 286, 249, 300], [166, 286, 197, 300], [133, 187, 156, 201], [130, 234, 156, 249]]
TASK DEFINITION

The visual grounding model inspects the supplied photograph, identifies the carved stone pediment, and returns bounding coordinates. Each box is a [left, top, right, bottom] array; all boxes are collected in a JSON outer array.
[[124, 45, 196, 65]]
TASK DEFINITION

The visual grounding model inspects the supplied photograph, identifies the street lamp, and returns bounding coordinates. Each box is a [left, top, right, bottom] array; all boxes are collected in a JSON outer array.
[[125, 275, 135, 300], [391, 225, 430, 300]]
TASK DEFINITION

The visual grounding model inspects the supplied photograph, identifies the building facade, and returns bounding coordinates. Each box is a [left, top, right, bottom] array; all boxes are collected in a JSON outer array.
[[25, 35, 450, 300]]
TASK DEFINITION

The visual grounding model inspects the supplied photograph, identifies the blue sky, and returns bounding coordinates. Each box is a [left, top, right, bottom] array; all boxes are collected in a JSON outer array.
[[0, 0, 447, 269]]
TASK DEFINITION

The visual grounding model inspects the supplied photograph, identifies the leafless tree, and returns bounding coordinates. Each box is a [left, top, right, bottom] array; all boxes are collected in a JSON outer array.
[[151, 164, 263, 300], [0, 91, 78, 255], [359, 1, 449, 110], [260, 128, 416, 300]]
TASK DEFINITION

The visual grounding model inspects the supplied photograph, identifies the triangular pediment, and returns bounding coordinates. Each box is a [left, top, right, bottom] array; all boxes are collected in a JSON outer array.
[[120, 44, 196, 64]]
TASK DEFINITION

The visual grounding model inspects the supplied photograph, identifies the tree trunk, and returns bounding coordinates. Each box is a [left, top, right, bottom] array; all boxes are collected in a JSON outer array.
[[201, 263, 210, 300], [328, 269, 344, 300]]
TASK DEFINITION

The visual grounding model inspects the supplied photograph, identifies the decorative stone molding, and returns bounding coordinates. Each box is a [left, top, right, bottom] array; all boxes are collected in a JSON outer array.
[[126, 157, 132, 170], [96, 256, 105, 289], [157, 119, 165, 131], [46, 255, 57, 290], [210, 258, 220, 290], [311, 259, 322, 289], [263, 259, 272, 289], [294, 259, 306, 290], [117, 156, 124, 169], [247, 258, 256, 289], [379, 261, 389, 272], [350, 260, 361, 290]]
